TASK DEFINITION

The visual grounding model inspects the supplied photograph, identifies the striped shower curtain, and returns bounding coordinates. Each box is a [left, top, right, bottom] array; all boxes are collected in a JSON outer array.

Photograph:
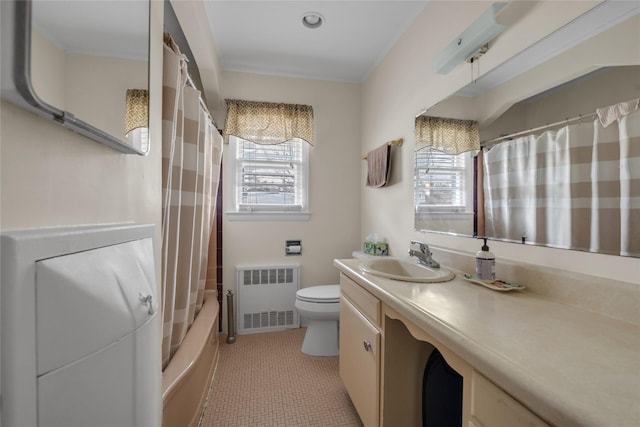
[[483, 127, 573, 248], [587, 109, 640, 256], [483, 109, 639, 256], [161, 34, 223, 368]]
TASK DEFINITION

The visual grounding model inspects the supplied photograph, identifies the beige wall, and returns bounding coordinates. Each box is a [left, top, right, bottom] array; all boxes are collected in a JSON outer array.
[[361, 1, 638, 283], [31, 30, 148, 140], [170, 0, 223, 112], [215, 71, 361, 327], [64, 54, 148, 139], [484, 65, 640, 140], [0, 3, 163, 279], [478, 14, 640, 132], [31, 30, 65, 107]]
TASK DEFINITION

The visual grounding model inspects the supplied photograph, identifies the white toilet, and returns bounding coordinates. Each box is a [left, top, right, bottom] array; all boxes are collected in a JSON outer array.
[[294, 284, 340, 356]]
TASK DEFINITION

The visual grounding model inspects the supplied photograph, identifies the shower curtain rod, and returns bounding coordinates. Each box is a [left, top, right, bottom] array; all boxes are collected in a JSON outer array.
[[482, 111, 597, 147], [163, 32, 217, 128], [184, 72, 217, 128]]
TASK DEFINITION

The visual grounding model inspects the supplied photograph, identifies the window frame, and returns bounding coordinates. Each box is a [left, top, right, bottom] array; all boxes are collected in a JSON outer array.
[[226, 136, 310, 221]]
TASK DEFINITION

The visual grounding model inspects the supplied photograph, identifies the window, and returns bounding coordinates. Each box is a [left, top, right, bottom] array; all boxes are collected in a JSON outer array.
[[415, 148, 473, 217], [228, 136, 309, 220], [124, 89, 149, 154], [125, 127, 149, 153], [223, 99, 314, 220]]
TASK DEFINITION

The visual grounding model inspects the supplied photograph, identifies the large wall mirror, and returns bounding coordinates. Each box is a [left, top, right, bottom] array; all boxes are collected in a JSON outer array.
[[0, 0, 150, 155], [415, 3, 640, 257]]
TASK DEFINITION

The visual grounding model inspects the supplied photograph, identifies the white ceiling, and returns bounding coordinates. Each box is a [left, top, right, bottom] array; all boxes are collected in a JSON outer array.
[[32, 1, 149, 60], [203, 1, 427, 83]]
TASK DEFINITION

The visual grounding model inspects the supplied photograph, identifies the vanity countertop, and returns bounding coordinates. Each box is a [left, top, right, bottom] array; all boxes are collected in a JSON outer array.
[[334, 258, 640, 427]]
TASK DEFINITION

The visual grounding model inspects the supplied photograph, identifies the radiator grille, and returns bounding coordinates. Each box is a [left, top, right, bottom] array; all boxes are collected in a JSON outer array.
[[236, 265, 299, 333], [242, 267, 293, 286]]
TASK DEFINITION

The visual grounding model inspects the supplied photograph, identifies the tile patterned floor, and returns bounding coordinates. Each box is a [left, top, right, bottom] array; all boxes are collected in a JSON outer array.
[[199, 328, 363, 427]]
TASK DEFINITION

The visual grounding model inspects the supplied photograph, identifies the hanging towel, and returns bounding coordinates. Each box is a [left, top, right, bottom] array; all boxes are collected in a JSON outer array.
[[596, 98, 639, 127], [366, 143, 391, 188]]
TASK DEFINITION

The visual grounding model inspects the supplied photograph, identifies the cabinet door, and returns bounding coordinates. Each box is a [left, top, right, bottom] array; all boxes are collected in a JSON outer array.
[[471, 372, 550, 427], [340, 295, 380, 427]]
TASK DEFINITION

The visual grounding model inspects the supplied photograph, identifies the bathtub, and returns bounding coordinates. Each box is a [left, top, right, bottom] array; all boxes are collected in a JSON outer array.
[[162, 291, 220, 427]]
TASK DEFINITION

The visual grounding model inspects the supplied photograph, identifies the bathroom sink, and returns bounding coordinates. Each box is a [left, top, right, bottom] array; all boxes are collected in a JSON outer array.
[[359, 258, 454, 283]]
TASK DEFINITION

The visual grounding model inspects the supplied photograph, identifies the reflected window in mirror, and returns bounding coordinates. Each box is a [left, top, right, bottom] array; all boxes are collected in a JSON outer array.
[[414, 149, 476, 236], [414, 116, 480, 236], [124, 89, 149, 153], [415, 148, 473, 214], [125, 127, 150, 153]]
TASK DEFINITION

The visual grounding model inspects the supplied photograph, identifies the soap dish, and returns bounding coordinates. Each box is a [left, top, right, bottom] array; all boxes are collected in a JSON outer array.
[[463, 274, 526, 292]]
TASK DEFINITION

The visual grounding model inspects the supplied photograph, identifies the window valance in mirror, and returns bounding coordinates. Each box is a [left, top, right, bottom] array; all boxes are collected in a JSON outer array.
[[124, 89, 149, 135], [415, 116, 479, 155], [223, 99, 314, 145]]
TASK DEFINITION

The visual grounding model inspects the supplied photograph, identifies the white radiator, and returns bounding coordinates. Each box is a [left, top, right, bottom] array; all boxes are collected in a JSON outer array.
[[236, 264, 300, 334]]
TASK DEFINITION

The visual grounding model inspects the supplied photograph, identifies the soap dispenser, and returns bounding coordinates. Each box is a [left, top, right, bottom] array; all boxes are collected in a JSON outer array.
[[475, 238, 495, 280]]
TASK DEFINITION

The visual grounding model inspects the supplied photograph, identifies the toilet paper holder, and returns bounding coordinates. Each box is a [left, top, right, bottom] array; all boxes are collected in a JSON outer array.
[[286, 240, 302, 255]]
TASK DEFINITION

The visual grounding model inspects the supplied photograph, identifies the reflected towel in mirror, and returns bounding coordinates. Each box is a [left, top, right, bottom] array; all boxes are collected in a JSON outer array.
[[596, 98, 639, 127], [366, 143, 390, 187]]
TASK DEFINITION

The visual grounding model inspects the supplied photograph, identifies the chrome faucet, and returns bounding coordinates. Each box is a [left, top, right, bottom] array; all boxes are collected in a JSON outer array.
[[408, 240, 440, 268]]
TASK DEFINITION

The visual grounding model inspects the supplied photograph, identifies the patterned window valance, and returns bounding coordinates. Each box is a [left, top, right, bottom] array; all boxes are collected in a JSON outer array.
[[415, 116, 479, 154], [124, 89, 149, 135], [223, 99, 314, 145]]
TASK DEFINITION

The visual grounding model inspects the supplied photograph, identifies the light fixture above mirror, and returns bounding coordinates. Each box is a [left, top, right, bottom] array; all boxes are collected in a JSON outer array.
[[434, 2, 507, 74]]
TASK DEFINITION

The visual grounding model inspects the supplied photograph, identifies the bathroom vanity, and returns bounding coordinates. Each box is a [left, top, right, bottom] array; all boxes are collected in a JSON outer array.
[[334, 254, 639, 427]]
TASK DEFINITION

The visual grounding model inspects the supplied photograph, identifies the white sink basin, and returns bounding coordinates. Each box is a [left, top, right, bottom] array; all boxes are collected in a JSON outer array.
[[359, 258, 454, 283]]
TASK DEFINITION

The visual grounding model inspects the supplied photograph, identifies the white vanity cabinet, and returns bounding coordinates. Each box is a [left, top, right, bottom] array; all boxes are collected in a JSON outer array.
[[338, 268, 550, 427], [339, 273, 381, 427], [335, 257, 640, 427]]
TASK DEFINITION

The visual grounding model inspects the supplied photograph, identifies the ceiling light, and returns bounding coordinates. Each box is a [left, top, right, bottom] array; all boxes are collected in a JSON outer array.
[[302, 12, 324, 29]]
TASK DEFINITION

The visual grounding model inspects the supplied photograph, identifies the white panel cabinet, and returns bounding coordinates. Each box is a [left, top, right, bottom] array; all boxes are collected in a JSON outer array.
[[1, 224, 160, 427]]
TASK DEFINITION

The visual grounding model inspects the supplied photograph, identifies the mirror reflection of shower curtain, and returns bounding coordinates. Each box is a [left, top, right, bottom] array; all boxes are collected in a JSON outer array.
[[483, 128, 572, 249], [483, 110, 639, 256], [618, 111, 639, 256], [590, 111, 640, 256]]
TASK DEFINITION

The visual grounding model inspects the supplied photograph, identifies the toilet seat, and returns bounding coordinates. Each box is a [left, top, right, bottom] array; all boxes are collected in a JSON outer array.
[[296, 285, 340, 303]]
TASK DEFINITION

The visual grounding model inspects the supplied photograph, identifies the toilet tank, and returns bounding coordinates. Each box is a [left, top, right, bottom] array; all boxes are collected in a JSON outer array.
[[0, 224, 161, 427]]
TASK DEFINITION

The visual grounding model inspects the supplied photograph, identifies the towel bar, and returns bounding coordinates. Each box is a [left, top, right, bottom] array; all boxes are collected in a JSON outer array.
[[362, 138, 403, 159]]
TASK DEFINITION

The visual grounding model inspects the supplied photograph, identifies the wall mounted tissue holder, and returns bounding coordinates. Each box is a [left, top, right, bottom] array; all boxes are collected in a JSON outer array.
[[286, 240, 302, 256]]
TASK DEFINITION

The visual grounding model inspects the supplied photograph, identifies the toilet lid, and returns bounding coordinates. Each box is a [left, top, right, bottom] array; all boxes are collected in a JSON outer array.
[[296, 285, 340, 303]]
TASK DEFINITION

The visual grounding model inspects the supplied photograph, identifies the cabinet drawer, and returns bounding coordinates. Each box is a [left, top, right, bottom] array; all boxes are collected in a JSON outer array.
[[471, 372, 550, 427], [340, 273, 380, 327], [340, 296, 380, 427]]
